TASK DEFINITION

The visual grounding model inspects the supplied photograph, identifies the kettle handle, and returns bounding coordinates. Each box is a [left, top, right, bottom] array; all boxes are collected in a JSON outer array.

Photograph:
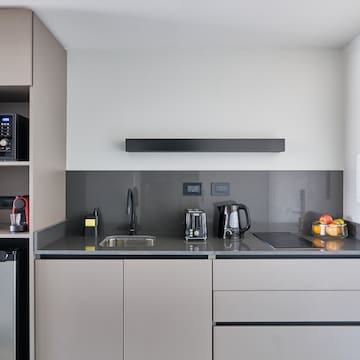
[[237, 204, 251, 232]]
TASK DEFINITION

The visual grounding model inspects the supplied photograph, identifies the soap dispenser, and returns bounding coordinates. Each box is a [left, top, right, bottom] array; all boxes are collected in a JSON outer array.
[[83, 208, 99, 250]]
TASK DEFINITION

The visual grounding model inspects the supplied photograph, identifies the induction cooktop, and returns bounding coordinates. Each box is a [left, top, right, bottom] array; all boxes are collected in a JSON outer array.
[[253, 232, 314, 249]]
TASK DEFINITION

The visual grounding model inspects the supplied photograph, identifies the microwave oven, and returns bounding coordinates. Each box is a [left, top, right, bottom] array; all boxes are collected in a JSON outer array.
[[0, 114, 29, 161]]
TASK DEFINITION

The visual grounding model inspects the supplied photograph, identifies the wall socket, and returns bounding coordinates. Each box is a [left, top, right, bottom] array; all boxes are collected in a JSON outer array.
[[183, 182, 202, 196], [211, 182, 230, 196]]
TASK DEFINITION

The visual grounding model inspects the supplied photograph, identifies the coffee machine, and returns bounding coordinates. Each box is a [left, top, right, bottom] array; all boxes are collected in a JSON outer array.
[[185, 209, 207, 241], [9, 196, 29, 232], [217, 203, 251, 239]]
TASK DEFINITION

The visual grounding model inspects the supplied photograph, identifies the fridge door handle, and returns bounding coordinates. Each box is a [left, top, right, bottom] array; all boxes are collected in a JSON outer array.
[[0, 251, 9, 262]]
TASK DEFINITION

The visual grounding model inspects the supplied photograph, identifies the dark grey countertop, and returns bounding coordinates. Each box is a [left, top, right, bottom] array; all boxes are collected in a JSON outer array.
[[34, 223, 360, 257]]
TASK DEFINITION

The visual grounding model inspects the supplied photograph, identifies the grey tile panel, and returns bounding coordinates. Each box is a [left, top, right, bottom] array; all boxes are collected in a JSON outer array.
[[66, 170, 344, 238], [347, 221, 360, 240]]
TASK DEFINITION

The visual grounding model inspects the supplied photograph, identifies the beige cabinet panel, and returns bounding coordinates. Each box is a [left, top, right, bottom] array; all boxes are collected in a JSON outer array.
[[30, 15, 67, 231], [124, 259, 212, 360], [214, 290, 360, 322], [213, 259, 360, 290], [35, 260, 123, 360], [0, 9, 32, 85], [214, 326, 360, 360]]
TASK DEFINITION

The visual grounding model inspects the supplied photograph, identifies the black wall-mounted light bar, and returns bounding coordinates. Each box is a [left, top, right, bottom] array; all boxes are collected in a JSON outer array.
[[125, 138, 285, 153]]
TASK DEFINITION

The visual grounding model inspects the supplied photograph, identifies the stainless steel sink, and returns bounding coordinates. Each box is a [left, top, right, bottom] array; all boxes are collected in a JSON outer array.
[[99, 235, 156, 248]]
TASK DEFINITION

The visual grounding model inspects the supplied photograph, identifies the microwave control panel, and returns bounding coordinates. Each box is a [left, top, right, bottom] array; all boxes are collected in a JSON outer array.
[[0, 114, 29, 161], [0, 115, 13, 156]]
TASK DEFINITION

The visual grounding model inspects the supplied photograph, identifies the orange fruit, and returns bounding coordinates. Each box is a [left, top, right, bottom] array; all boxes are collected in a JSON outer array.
[[312, 224, 321, 235]]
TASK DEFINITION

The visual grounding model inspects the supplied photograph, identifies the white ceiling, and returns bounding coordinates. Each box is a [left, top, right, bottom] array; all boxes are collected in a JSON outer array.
[[2, 0, 360, 49]]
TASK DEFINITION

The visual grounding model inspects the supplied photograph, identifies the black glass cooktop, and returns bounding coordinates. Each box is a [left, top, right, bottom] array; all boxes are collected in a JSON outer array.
[[253, 232, 314, 249]]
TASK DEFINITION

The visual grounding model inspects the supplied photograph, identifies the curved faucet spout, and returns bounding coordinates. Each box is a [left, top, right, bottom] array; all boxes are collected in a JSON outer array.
[[127, 188, 136, 235]]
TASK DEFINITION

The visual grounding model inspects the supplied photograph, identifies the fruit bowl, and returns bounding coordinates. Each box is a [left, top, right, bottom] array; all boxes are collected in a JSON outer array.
[[312, 221, 348, 239]]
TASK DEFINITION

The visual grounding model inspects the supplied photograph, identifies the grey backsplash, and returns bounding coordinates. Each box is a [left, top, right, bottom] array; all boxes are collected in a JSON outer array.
[[66, 171, 343, 237]]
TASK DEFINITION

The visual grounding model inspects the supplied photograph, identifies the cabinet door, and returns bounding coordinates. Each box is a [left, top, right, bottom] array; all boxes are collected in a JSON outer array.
[[35, 260, 123, 360], [124, 259, 212, 360], [214, 326, 360, 360], [0, 9, 32, 85]]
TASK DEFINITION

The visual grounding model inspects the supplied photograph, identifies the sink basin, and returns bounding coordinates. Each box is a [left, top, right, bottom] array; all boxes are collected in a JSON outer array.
[[99, 235, 156, 248]]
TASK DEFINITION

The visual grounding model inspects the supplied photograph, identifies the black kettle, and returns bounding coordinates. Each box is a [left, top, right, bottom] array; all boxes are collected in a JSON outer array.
[[217, 203, 251, 239]]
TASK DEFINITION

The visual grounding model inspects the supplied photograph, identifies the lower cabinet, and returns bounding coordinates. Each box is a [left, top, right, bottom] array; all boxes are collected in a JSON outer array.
[[213, 259, 360, 360], [35, 259, 212, 360], [214, 326, 360, 360], [37, 257, 360, 360], [123, 259, 212, 360], [35, 260, 124, 360]]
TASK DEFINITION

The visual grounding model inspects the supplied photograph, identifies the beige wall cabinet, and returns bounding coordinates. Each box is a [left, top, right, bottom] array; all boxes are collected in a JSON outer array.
[[0, 9, 33, 85], [124, 259, 212, 360], [35, 260, 124, 360]]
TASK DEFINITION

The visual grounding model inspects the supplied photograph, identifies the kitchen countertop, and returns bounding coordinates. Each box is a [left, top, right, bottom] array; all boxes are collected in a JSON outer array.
[[34, 223, 360, 258]]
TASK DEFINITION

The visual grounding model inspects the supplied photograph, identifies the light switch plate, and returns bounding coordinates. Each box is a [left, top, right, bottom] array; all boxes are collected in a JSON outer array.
[[183, 182, 202, 196], [211, 182, 230, 196]]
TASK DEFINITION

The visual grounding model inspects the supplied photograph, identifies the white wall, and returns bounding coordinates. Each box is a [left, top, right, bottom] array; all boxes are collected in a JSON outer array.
[[67, 48, 344, 170], [343, 37, 360, 223]]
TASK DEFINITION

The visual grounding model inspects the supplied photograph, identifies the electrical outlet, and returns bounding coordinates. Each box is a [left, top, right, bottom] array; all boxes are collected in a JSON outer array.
[[183, 183, 202, 196], [211, 182, 230, 196]]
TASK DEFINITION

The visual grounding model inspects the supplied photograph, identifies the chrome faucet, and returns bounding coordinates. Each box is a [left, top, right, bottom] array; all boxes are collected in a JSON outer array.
[[127, 188, 136, 235]]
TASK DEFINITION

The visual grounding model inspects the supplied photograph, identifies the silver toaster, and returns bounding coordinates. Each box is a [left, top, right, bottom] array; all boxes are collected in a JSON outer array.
[[185, 209, 207, 241]]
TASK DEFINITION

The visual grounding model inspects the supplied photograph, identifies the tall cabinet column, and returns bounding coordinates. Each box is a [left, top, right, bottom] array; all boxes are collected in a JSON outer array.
[[0, 8, 67, 360]]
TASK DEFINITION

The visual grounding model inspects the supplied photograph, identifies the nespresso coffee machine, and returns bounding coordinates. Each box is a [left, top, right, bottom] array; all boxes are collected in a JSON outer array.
[[185, 209, 207, 241], [10, 196, 29, 232]]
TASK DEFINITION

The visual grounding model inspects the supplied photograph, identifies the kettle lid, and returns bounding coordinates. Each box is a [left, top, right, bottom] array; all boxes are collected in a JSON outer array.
[[216, 201, 236, 209]]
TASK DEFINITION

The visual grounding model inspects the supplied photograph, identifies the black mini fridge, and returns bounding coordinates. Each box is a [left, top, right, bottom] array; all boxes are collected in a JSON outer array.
[[0, 250, 17, 360], [0, 239, 29, 360]]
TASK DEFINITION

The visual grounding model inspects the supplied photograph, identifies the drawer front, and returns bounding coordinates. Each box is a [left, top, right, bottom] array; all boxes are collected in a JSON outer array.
[[214, 326, 360, 360], [213, 259, 360, 290], [214, 290, 360, 322]]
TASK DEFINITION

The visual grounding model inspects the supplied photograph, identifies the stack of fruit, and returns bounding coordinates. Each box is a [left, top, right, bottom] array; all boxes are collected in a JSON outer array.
[[312, 214, 347, 237], [312, 214, 347, 250]]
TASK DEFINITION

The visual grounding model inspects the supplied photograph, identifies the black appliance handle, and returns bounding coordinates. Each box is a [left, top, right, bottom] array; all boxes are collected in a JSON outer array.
[[0, 251, 15, 262], [237, 204, 251, 232]]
